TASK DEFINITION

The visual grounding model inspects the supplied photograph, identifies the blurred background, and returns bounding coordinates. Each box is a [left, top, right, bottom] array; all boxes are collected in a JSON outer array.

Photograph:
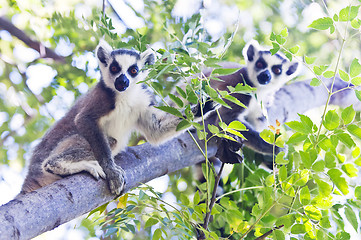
[[0, 0, 360, 239]]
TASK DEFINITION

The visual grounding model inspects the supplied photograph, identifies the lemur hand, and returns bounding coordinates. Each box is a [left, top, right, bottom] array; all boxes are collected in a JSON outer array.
[[106, 165, 125, 195], [215, 134, 244, 164], [192, 97, 221, 119]]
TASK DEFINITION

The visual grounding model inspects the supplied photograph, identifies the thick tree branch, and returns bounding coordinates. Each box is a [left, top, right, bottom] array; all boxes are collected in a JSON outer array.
[[0, 77, 359, 240], [0, 16, 66, 63], [0, 133, 216, 240]]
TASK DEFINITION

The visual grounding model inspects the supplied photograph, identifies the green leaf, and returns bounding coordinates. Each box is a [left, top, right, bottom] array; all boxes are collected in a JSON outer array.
[[280, 27, 288, 37], [344, 204, 358, 232], [208, 124, 219, 134], [270, 42, 280, 55], [168, 93, 183, 108], [305, 205, 322, 221], [328, 168, 349, 195], [339, 6, 360, 22], [152, 228, 162, 240], [347, 124, 361, 139], [223, 95, 247, 108], [276, 151, 289, 165], [320, 216, 332, 228], [212, 68, 239, 75], [175, 86, 187, 98], [265, 175, 275, 187], [351, 77, 361, 86], [300, 151, 312, 168], [291, 224, 306, 234], [323, 110, 340, 130], [310, 77, 321, 86], [145, 217, 159, 229], [228, 121, 247, 131], [308, 17, 333, 30], [272, 229, 285, 240], [305, 56, 316, 64], [336, 133, 355, 148], [323, 70, 334, 78], [176, 119, 191, 131], [341, 105, 355, 124], [325, 151, 336, 168], [315, 179, 332, 196], [333, 13, 339, 21], [193, 191, 200, 205], [312, 160, 325, 172], [355, 90, 361, 101], [286, 120, 310, 134], [299, 114, 314, 133], [289, 45, 299, 54], [339, 69, 350, 82], [341, 163, 358, 177], [299, 186, 311, 205], [351, 18, 361, 29], [279, 165, 287, 182], [204, 85, 218, 99], [260, 129, 274, 144], [350, 58, 361, 78], [156, 106, 183, 118], [355, 186, 361, 200]]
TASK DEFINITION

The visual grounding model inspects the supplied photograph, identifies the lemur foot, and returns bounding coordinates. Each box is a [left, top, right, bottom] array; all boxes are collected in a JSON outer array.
[[86, 161, 106, 180], [106, 165, 125, 195]]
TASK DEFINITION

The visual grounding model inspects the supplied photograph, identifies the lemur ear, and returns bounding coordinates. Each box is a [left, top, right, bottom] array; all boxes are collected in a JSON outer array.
[[140, 49, 155, 66], [96, 39, 113, 66], [243, 40, 260, 62], [286, 61, 300, 76]]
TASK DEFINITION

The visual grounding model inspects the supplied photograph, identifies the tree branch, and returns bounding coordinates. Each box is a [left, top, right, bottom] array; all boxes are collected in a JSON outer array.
[[0, 16, 66, 63], [0, 133, 216, 240], [0, 77, 359, 240]]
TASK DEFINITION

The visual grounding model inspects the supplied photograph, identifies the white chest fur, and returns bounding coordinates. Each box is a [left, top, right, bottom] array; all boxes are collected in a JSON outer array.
[[99, 86, 151, 156]]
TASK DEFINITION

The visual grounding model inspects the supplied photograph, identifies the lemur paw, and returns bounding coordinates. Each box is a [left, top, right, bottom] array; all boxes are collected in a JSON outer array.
[[86, 161, 106, 180], [215, 135, 244, 164], [106, 165, 125, 195], [193, 97, 221, 119]]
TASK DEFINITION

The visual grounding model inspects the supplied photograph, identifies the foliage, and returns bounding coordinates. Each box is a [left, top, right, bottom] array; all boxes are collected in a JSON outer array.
[[1, 0, 361, 239]]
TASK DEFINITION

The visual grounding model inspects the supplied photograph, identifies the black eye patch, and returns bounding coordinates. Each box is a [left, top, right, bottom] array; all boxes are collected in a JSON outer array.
[[109, 61, 121, 74], [255, 58, 267, 70], [128, 64, 139, 77], [272, 65, 282, 75]]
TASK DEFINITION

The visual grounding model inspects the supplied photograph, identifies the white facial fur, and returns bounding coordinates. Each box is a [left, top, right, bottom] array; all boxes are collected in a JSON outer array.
[[242, 40, 300, 95], [95, 40, 154, 93]]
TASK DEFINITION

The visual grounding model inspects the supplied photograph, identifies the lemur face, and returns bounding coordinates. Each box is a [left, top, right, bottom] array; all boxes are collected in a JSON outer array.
[[96, 40, 154, 92], [242, 40, 299, 91]]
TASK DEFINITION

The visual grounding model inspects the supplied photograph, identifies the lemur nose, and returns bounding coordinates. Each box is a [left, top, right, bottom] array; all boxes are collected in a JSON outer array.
[[257, 70, 271, 85], [115, 74, 129, 92]]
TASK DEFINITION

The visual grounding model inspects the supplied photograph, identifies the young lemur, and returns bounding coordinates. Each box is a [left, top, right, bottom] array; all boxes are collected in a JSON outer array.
[[205, 40, 300, 163], [21, 40, 217, 195]]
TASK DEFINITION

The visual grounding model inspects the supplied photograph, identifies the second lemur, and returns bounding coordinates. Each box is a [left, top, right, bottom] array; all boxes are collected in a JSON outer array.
[[21, 40, 217, 195], [205, 40, 300, 163]]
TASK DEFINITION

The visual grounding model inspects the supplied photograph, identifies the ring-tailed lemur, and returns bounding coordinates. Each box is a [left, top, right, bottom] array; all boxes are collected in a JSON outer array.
[[21, 40, 218, 195], [205, 40, 300, 163]]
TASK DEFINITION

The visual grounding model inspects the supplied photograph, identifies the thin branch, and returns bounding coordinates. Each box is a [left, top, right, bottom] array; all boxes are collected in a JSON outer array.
[[198, 161, 225, 240], [0, 16, 65, 63], [254, 225, 284, 240]]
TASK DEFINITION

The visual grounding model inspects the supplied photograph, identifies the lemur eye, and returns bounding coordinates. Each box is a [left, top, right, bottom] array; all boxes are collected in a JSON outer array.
[[128, 66, 139, 77], [272, 65, 282, 75], [131, 68, 137, 74], [256, 61, 264, 69], [110, 65, 120, 74]]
